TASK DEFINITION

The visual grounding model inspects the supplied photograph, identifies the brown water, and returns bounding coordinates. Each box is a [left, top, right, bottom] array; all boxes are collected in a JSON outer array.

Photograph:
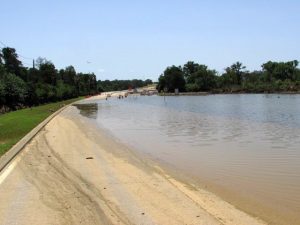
[[75, 94, 300, 225]]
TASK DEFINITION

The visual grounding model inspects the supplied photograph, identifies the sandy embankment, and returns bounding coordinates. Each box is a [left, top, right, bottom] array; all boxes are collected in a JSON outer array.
[[0, 100, 267, 225]]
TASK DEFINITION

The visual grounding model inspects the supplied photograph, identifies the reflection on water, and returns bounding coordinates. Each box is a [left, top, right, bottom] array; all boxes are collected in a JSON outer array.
[[77, 95, 300, 224], [73, 103, 98, 119]]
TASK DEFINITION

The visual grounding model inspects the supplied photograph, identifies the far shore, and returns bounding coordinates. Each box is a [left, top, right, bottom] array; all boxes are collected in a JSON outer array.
[[159, 91, 300, 96]]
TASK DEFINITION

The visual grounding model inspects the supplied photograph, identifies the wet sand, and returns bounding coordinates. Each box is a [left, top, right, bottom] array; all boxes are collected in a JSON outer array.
[[0, 98, 267, 225]]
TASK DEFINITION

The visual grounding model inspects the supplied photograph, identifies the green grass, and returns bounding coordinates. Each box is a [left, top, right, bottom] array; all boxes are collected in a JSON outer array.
[[0, 97, 83, 156]]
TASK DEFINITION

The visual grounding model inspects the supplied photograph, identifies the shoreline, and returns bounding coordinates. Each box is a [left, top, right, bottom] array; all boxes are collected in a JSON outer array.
[[159, 91, 300, 96], [0, 100, 267, 224]]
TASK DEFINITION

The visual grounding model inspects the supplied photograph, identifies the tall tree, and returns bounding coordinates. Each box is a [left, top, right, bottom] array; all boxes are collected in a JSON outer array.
[[1, 47, 23, 79], [183, 61, 200, 81], [157, 66, 185, 92], [63, 66, 76, 85], [37, 58, 57, 85], [225, 62, 246, 85]]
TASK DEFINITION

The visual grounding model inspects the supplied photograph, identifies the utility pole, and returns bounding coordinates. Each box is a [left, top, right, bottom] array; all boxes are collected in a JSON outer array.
[[33, 59, 35, 69]]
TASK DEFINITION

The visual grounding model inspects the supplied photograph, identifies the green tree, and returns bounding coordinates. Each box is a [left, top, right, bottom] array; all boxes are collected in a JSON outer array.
[[37, 58, 57, 85], [262, 60, 299, 81], [62, 66, 76, 85], [27, 67, 39, 83], [187, 67, 217, 91], [225, 62, 246, 85], [144, 79, 153, 86], [1, 47, 25, 80], [96, 79, 151, 92], [56, 80, 74, 100], [2, 73, 27, 108], [157, 66, 185, 92], [0, 64, 5, 79], [183, 61, 200, 81], [157, 75, 166, 92], [77, 73, 97, 95], [34, 83, 56, 103]]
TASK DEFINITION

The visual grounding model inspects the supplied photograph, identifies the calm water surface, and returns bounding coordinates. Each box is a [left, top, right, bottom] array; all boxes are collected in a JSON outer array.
[[78, 94, 300, 224]]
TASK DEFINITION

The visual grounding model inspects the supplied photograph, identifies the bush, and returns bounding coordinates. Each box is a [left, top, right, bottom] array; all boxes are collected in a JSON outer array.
[[185, 83, 200, 92], [2, 73, 27, 108]]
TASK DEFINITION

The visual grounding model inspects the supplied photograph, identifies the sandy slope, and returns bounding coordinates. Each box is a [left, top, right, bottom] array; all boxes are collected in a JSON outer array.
[[0, 105, 267, 225]]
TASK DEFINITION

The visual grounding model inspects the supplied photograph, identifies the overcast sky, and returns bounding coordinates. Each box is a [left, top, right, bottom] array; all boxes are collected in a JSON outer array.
[[1, 0, 299, 81]]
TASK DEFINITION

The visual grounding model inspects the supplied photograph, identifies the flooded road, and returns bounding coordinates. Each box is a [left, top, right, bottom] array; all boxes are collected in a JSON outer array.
[[76, 94, 300, 225]]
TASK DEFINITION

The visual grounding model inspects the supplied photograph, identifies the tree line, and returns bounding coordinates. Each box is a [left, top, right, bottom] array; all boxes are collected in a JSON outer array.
[[0, 47, 98, 112], [97, 79, 152, 92], [0, 46, 153, 113], [157, 61, 300, 93]]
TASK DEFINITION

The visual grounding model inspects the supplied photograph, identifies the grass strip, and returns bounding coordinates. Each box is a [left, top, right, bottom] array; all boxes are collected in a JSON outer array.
[[0, 97, 83, 156]]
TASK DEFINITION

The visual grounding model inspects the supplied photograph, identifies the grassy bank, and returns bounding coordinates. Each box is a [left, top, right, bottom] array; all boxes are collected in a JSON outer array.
[[0, 97, 83, 157]]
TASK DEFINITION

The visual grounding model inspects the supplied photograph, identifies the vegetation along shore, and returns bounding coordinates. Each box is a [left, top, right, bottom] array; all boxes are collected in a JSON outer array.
[[157, 61, 300, 94]]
